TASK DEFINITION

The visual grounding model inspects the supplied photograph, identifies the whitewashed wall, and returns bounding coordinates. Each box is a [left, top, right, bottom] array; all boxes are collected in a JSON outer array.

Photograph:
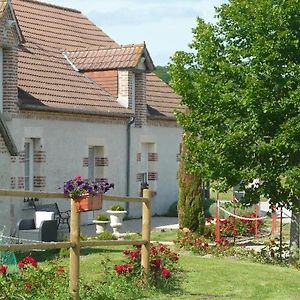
[[3, 116, 181, 228]]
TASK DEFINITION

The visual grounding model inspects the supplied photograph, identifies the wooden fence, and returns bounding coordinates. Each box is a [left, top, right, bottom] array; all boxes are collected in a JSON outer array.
[[0, 189, 152, 300]]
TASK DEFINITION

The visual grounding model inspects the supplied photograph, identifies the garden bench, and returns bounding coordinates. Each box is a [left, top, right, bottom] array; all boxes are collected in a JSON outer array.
[[33, 202, 70, 232]]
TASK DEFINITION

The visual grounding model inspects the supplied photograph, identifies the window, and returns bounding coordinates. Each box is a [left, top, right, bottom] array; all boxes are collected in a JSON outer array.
[[140, 142, 156, 191], [24, 139, 33, 190], [88, 146, 95, 181], [88, 146, 105, 181]]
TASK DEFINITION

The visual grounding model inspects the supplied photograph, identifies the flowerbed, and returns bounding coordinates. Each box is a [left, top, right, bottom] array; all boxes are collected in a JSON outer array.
[[0, 245, 182, 300], [114, 243, 181, 288], [0, 256, 69, 300]]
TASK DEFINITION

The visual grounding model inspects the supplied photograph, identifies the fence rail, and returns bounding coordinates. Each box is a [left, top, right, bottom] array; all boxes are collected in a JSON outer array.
[[0, 189, 152, 300]]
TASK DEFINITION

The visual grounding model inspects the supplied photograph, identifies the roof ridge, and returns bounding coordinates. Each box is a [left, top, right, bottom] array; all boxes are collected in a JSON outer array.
[[17, 0, 81, 14], [66, 43, 145, 53]]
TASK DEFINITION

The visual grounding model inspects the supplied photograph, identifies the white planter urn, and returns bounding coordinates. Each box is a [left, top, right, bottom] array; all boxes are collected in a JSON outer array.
[[106, 210, 127, 236], [92, 220, 109, 234]]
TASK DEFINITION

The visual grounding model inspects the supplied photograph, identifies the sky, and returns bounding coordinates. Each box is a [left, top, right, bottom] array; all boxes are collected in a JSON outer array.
[[43, 0, 227, 66]]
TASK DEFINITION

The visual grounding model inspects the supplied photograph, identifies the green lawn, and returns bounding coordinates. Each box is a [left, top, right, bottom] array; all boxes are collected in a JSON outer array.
[[151, 229, 178, 242], [167, 255, 300, 300], [72, 247, 300, 299], [16, 245, 300, 299]]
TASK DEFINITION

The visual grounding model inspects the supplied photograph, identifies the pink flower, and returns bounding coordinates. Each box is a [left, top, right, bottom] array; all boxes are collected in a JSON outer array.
[[161, 267, 171, 279], [0, 265, 7, 275], [74, 176, 82, 182]]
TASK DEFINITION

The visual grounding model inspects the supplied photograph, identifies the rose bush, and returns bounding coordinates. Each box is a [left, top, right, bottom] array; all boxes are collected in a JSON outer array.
[[114, 243, 180, 288]]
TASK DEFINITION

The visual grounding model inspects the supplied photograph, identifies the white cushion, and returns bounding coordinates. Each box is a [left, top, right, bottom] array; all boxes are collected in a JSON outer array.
[[35, 211, 55, 228]]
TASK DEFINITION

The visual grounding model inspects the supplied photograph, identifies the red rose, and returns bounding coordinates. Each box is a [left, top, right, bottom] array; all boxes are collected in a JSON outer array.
[[115, 264, 133, 274], [22, 256, 38, 267], [170, 252, 179, 262], [0, 265, 7, 275], [123, 249, 130, 256], [57, 267, 65, 273], [114, 265, 124, 274], [124, 264, 133, 273], [159, 244, 167, 252], [18, 262, 25, 269], [129, 250, 140, 260], [161, 267, 171, 279], [25, 283, 32, 290], [151, 259, 161, 268]]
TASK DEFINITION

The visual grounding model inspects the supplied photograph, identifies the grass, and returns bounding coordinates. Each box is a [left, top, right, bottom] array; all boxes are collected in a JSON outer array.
[[165, 255, 300, 300], [75, 248, 300, 299], [14, 242, 300, 299], [151, 229, 178, 242]]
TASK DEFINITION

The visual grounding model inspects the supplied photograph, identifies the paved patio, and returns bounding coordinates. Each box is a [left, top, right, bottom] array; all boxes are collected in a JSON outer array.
[[80, 216, 179, 237]]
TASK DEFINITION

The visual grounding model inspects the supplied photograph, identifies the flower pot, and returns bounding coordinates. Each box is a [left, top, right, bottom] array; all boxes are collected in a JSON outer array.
[[73, 193, 103, 212], [93, 220, 109, 234], [106, 210, 127, 236]]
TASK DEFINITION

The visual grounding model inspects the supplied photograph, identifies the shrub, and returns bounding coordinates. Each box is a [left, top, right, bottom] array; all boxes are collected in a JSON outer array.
[[92, 231, 117, 240], [95, 213, 109, 221], [177, 138, 205, 234], [0, 256, 69, 300], [114, 244, 181, 288], [110, 205, 125, 211]]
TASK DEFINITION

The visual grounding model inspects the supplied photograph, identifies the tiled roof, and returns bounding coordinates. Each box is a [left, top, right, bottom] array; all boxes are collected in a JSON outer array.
[[13, 0, 128, 114], [0, 0, 7, 17], [12, 0, 180, 118], [65, 44, 154, 72], [146, 73, 181, 118]]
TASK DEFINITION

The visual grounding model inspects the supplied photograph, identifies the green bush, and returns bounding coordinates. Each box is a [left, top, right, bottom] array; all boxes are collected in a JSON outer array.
[[110, 204, 125, 211], [95, 213, 109, 221], [93, 231, 117, 240]]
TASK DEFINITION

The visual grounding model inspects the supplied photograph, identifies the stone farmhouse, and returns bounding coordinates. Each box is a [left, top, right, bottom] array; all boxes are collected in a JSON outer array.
[[0, 0, 182, 230]]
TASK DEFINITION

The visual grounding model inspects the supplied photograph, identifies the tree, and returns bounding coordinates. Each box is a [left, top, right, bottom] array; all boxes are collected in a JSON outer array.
[[177, 135, 205, 234], [169, 0, 300, 249], [154, 66, 171, 84]]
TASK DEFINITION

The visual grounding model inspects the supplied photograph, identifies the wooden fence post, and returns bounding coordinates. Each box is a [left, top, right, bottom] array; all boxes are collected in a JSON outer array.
[[69, 199, 80, 300], [141, 189, 151, 284]]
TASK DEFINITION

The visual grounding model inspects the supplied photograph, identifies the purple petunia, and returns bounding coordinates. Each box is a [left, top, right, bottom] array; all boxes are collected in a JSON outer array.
[[63, 176, 114, 198]]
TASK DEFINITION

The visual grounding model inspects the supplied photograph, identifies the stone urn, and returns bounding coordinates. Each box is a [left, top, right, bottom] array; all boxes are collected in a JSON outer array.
[[92, 220, 109, 234], [106, 209, 127, 236]]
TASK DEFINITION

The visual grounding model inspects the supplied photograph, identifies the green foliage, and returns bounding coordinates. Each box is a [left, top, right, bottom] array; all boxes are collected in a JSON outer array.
[[169, 0, 300, 210], [0, 259, 69, 300], [154, 65, 171, 83], [110, 204, 125, 211], [115, 244, 181, 289], [95, 213, 109, 221], [178, 141, 205, 234], [92, 231, 118, 240]]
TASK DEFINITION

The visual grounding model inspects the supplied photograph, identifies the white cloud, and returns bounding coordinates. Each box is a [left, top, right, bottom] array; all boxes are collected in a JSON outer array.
[[41, 0, 228, 65]]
